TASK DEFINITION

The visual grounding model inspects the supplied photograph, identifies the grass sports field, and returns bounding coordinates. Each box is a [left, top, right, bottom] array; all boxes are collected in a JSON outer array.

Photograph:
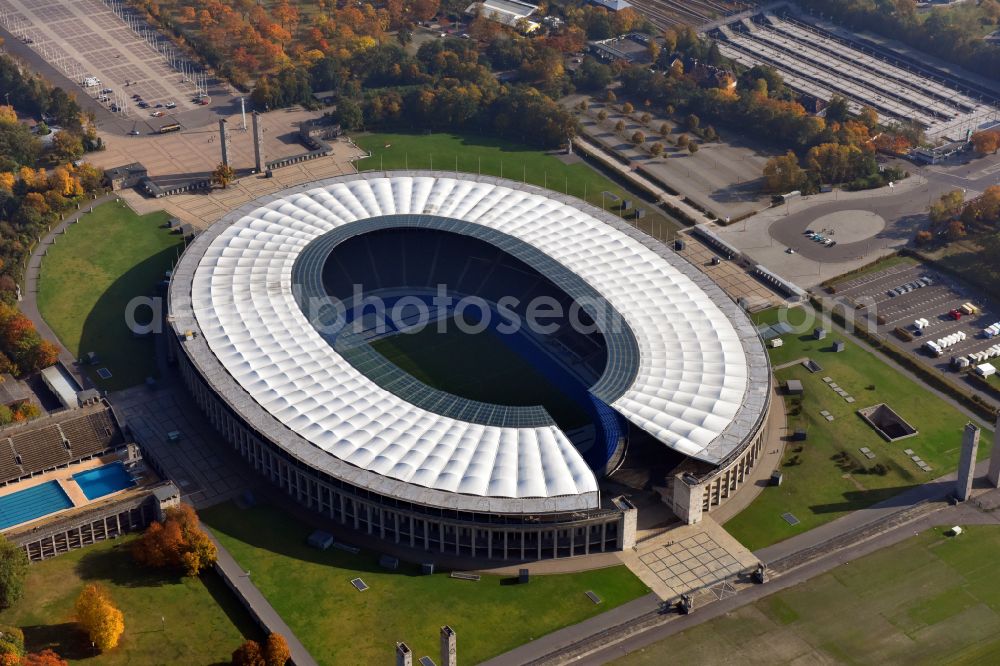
[[354, 132, 682, 242], [617, 526, 1000, 664], [37, 200, 181, 390], [724, 306, 986, 551], [0, 535, 259, 664], [201, 501, 649, 665], [370, 318, 590, 428]]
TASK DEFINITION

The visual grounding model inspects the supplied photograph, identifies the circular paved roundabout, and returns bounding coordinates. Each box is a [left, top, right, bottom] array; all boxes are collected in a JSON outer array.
[[807, 210, 886, 244]]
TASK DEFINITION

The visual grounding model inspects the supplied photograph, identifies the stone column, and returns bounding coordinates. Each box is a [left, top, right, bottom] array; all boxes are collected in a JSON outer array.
[[218, 119, 229, 167], [957, 423, 980, 501], [440, 626, 457, 666], [252, 111, 265, 172], [987, 413, 1000, 487], [395, 642, 412, 666], [672, 473, 705, 525]]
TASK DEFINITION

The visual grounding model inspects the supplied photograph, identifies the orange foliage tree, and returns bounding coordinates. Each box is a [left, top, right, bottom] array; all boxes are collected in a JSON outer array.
[[231, 639, 265, 666], [22, 650, 69, 666], [132, 504, 218, 576], [264, 633, 290, 666]]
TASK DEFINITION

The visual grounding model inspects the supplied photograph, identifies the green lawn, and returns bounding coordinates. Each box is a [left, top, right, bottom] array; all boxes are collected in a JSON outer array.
[[354, 132, 682, 241], [724, 306, 986, 552], [371, 316, 589, 428], [616, 526, 1000, 665], [37, 200, 182, 390], [200, 501, 650, 665], [0, 536, 259, 664]]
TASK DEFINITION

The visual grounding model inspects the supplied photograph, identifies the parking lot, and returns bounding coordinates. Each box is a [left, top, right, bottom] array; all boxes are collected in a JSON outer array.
[[830, 260, 1000, 407], [716, 11, 1000, 141], [0, 0, 203, 117]]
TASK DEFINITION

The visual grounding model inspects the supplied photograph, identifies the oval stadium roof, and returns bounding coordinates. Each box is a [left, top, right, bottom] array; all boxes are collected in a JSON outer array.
[[169, 173, 769, 513]]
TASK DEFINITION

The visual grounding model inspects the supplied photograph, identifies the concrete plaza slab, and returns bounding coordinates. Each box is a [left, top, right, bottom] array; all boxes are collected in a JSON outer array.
[[618, 517, 758, 601]]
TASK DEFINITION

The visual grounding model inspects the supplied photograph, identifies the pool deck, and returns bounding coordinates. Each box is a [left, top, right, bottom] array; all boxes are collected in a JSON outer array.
[[0, 453, 157, 533]]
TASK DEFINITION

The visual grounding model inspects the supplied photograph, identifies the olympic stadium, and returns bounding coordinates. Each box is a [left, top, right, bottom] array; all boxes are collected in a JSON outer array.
[[168, 172, 771, 561]]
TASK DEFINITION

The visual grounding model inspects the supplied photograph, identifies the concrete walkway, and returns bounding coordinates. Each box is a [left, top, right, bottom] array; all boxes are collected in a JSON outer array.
[[21, 192, 118, 387], [204, 527, 318, 666], [479, 592, 662, 666]]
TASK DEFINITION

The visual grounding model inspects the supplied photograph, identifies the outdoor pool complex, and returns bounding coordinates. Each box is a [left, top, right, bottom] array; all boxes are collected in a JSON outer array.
[[0, 481, 73, 530], [72, 462, 136, 501]]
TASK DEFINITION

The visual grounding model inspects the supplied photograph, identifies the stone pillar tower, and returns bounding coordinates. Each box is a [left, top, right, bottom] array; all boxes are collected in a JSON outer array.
[[440, 625, 456, 666], [956, 422, 980, 501], [987, 413, 1000, 487], [252, 111, 265, 173], [218, 118, 229, 167], [395, 642, 412, 666]]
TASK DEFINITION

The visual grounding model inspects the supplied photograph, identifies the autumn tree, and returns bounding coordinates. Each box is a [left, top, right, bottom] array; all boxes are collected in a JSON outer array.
[[762, 151, 806, 194], [639, 112, 651, 125], [688, 142, 699, 154], [597, 109, 608, 122], [930, 189, 965, 224], [649, 142, 664, 157], [132, 504, 218, 576], [50, 131, 84, 162], [971, 130, 1000, 155], [947, 219, 966, 241], [858, 106, 878, 130], [614, 119, 626, 134], [630, 131, 645, 145], [621, 102, 633, 115], [675, 134, 689, 148], [212, 162, 235, 188], [0, 623, 23, 660], [74, 585, 124, 652], [232, 639, 265, 666], [22, 650, 69, 666], [264, 633, 291, 666], [658, 122, 669, 137], [915, 230, 933, 245], [684, 114, 699, 132]]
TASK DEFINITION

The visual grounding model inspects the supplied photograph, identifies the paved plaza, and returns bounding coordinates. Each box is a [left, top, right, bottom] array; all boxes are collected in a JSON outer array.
[[0, 0, 203, 117], [676, 233, 783, 309], [119, 139, 364, 227], [113, 383, 254, 508], [569, 98, 774, 221], [619, 517, 759, 601], [88, 107, 349, 176]]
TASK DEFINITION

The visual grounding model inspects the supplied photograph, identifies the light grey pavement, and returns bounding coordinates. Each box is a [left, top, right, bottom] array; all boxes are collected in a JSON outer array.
[[113, 379, 255, 509], [713, 149, 1000, 289], [571, 135, 713, 225], [204, 527, 319, 666], [568, 98, 775, 221], [479, 592, 663, 666]]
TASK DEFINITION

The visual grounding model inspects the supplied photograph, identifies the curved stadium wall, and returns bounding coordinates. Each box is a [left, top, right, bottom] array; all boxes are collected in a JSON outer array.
[[168, 172, 770, 560]]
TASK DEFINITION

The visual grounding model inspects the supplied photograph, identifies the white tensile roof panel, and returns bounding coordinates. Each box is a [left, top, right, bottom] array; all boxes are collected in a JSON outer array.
[[186, 175, 763, 503]]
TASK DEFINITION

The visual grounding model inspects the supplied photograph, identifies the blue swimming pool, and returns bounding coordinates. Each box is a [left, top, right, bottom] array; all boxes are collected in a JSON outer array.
[[72, 462, 135, 501], [0, 481, 73, 530]]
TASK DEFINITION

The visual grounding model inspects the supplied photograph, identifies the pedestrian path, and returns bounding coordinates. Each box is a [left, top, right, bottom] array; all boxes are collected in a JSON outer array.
[[203, 527, 318, 666]]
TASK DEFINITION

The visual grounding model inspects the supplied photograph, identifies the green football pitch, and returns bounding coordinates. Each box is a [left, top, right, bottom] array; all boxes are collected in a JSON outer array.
[[370, 319, 590, 429]]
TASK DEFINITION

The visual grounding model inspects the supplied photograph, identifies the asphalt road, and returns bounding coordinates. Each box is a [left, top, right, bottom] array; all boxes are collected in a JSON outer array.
[[764, 152, 1000, 265]]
